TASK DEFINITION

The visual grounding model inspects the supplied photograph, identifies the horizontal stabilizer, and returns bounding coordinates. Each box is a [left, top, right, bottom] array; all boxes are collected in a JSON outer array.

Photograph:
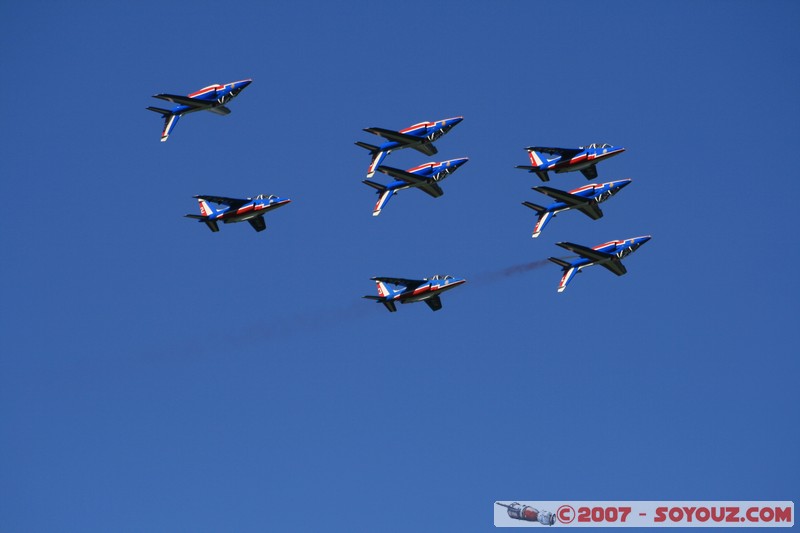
[[146, 106, 173, 117], [516, 166, 550, 181], [362, 179, 387, 192], [548, 257, 572, 269], [355, 141, 380, 153], [363, 296, 397, 312], [522, 201, 546, 214], [205, 220, 219, 232]]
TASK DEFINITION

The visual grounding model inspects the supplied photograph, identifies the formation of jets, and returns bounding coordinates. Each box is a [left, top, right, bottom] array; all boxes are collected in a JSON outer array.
[[146, 81, 649, 305], [513, 143, 649, 291]]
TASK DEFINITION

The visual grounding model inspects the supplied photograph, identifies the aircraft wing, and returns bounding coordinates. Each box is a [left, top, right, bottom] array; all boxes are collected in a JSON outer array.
[[580, 165, 598, 180], [152, 93, 213, 109], [194, 195, 248, 207], [371, 276, 425, 289], [527, 146, 582, 159], [377, 166, 444, 198], [409, 142, 438, 156], [207, 105, 231, 115], [248, 216, 267, 232], [600, 258, 627, 276], [364, 127, 425, 145], [534, 186, 603, 220], [556, 241, 615, 263], [424, 295, 443, 311]]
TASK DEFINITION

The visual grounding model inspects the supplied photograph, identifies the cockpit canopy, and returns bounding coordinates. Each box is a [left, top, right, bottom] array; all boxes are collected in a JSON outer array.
[[253, 194, 279, 200], [583, 143, 612, 149], [429, 274, 454, 280]]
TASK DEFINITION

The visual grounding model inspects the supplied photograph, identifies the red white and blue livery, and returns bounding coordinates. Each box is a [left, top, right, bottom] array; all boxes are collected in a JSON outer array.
[[516, 143, 625, 182], [549, 235, 651, 292], [355, 117, 463, 177], [185, 193, 291, 233], [363, 275, 466, 312], [523, 178, 632, 238], [362, 157, 468, 216], [146, 79, 253, 142]]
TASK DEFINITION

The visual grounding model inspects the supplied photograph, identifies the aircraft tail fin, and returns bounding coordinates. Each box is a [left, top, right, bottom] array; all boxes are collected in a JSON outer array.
[[363, 180, 394, 216], [367, 150, 389, 177], [548, 257, 578, 292], [523, 202, 553, 238], [364, 284, 399, 312], [356, 141, 390, 177], [527, 149, 549, 167], [197, 198, 220, 217], [557, 267, 578, 293], [147, 106, 180, 142], [373, 188, 394, 216]]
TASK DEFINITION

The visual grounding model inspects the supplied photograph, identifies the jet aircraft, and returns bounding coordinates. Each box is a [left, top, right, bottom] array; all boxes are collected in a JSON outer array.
[[362, 158, 468, 216], [185, 193, 291, 232], [146, 79, 253, 142], [355, 116, 463, 177], [548, 235, 651, 292], [363, 275, 466, 312], [516, 143, 625, 182], [522, 178, 632, 238]]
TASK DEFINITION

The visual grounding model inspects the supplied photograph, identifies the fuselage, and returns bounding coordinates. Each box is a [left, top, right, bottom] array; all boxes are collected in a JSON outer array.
[[212, 196, 291, 224], [545, 179, 632, 214], [570, 235, 651, 269], [550, 146, 625, 173], [394, 277, 466, 304], [385, 157, 469, 192], [378, 116, 463, 151], [169, 78, 253, 115]]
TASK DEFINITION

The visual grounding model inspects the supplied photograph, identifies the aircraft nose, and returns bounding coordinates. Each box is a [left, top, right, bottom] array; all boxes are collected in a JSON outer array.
[[617, 178, 633, 188], [449, 117, 464, 126], [238, 79, 253, 89]]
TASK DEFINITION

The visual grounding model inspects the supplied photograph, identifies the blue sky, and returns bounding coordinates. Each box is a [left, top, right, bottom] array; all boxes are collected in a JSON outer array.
[[1, 1, 798, 531]]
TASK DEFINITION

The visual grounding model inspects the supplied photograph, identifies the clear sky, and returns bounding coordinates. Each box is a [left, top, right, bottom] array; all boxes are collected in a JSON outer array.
[[1, 1, 798, 531]]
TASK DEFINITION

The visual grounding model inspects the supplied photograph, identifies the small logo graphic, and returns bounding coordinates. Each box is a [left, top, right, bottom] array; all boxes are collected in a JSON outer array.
[[496, 502, 556, 526]]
